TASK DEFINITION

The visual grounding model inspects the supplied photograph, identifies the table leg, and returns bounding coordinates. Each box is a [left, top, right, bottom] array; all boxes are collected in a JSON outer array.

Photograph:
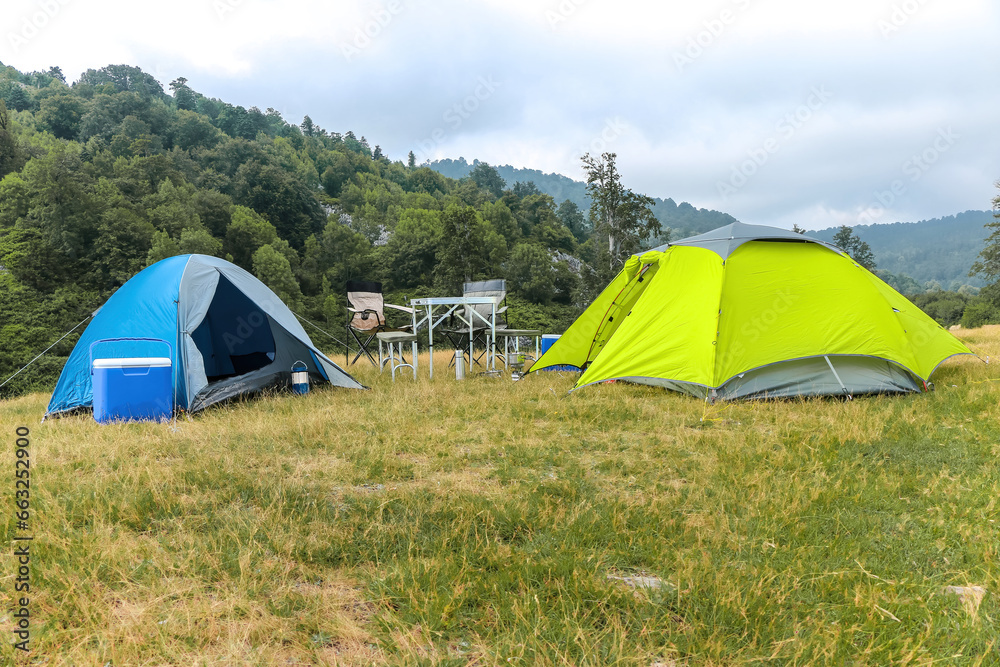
[[427, 306, 434, 380]]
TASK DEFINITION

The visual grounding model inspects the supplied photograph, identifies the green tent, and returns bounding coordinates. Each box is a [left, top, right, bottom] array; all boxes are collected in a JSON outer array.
[[532, 222, 972, 399]]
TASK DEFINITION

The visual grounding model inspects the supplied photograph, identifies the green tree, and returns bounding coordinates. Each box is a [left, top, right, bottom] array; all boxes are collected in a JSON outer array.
[[252, 243, 303, 309], [0, 80, 32, 112], [144, 178, 202, 237], [0, 146, 99, 290], [383, 208, 441, 289], [434, 205, 505, 292], [232, 159, 325, 247], [961, 299, 999, 328], [177, 227, 222, 256], [470, 161, 506, 200], [911, 290, 968, 326], [109, 115, 162, 158], [506, 243, 556, 304], [93, 206, 155, 285], [309, 219, 373, 290], [38, 93, 86, 140], [511, 181, 541, 199], [225, 205, 279, 269], [0, 101, 25, 179], [480, 200, 519, 246], [170, 109, 224, 151], [557, 199, 587, 242], [146, 229, 180, 265], [832, 225, 877, 271], [78, 65, 166, 98], [969, 181, 1000, 305], [581, 152, 660, 276], [321, 151, 353, 197], [169, 77, 197, 111]]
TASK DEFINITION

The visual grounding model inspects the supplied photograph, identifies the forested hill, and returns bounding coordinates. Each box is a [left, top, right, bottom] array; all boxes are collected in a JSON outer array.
[[0, 62, 618, 397], [812, 210, 993, 290], [429, 157, 737, 241]]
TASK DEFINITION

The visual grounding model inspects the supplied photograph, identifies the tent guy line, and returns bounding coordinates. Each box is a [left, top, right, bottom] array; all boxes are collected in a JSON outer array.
[[1, 314, 92, 392]]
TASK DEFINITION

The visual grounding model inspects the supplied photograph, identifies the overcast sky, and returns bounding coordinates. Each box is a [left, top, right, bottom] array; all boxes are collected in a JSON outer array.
[[2, 0, 998, 229]]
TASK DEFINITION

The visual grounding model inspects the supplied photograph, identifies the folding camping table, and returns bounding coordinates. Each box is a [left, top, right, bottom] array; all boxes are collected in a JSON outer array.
[[409, 296, 497, 379]]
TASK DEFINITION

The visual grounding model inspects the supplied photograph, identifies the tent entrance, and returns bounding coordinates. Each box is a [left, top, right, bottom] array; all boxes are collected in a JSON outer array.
[[586, 261, 659, 367], [191, 275, 276, 381]]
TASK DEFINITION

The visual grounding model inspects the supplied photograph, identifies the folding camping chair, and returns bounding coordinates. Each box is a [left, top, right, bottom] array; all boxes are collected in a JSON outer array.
[[346, 280, 413, 366], [442, 279, 508, 370]]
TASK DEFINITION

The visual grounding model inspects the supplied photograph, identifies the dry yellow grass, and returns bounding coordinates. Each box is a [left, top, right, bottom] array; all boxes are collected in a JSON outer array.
[[0, 336, 998, 665]]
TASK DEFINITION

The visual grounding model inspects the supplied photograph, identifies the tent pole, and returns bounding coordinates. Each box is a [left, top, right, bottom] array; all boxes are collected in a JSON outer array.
[[174, 298, 180, 426], [824, 356, 852, 400]]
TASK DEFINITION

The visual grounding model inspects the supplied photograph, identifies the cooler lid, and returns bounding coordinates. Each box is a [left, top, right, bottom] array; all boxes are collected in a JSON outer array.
[[93, 357, 172, 369]]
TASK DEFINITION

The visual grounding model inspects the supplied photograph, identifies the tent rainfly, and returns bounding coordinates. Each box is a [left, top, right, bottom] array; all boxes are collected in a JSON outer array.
[[46, 254, 364, 418], [531, 222, 972, 399]]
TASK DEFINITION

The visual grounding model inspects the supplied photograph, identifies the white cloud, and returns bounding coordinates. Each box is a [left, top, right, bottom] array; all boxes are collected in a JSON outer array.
[[0, 0, 996, 229]]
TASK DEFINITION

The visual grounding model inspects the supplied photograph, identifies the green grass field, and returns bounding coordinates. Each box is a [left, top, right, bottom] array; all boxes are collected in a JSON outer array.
[[1, 329, 998, 666]]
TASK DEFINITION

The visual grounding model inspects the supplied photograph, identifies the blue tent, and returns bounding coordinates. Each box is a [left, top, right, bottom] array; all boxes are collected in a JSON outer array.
[[46, 254, 365, 418]]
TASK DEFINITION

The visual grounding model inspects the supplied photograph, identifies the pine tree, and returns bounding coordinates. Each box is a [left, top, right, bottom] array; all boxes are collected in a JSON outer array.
[[969, 181, 1000, 303], [832, 225, 877, 271], [581, 152, 660, 278]]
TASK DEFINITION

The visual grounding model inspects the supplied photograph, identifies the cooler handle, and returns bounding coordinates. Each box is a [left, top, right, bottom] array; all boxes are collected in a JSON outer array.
[[89, 337, 172, 375]]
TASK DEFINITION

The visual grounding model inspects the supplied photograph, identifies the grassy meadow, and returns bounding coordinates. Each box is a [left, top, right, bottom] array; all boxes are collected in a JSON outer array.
[[1, 329, 999, 666]]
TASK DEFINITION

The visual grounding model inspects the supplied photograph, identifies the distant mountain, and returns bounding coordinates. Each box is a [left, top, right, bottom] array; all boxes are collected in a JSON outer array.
[[428, 158, 738, 242], [428, 159, 993, 292], [812, 210, 994, 290]]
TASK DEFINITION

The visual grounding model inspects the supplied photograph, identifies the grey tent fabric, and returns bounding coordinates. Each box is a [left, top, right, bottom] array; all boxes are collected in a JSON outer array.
[[578, 354, 923, 400], [650, 221, 843, 260], [177, 255, 365, 410], [715, 355, 923, 399]]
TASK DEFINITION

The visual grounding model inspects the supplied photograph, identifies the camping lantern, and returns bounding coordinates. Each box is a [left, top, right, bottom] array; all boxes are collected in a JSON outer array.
[[291, 361, 310, 394], [507, 352, 526, 380]]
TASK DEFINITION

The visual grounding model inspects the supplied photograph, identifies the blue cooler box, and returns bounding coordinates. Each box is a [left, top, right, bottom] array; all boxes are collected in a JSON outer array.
[[92, 357, 173, 423], [539, 334, 579, 372]]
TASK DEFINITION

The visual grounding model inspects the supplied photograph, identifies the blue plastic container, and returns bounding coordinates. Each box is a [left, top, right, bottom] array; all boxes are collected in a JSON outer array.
[[91, 338, 173, 424], [539, 334, 579, 372]]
